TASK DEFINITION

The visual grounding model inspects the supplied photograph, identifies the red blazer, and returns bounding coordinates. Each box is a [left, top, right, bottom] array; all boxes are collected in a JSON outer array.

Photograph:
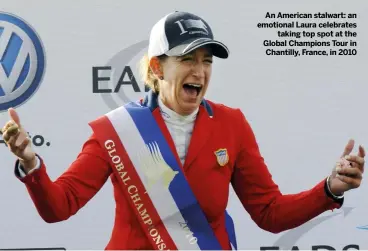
[[15, 92, 342, 250]]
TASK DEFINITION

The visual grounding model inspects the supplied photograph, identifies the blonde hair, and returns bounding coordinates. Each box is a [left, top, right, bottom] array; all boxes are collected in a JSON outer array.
[[138, 53, 166, 93]]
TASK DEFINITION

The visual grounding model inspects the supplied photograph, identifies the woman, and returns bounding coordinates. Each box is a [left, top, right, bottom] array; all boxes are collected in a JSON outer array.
[[1, 11, 365, 250]]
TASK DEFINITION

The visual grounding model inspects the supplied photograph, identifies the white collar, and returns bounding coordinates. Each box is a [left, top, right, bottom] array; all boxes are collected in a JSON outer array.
[[158, 97, 199, 124]]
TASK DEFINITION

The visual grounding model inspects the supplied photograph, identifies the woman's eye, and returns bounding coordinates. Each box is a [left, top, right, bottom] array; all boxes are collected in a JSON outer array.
[[181, 57, 193, 61]]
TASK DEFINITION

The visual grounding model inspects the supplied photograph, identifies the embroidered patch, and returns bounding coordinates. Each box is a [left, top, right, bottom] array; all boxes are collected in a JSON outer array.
[[214, 148, 229, 167]]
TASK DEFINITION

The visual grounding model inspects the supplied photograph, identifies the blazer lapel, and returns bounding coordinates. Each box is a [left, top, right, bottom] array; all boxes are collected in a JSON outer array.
[[184, 106, 215, 169]]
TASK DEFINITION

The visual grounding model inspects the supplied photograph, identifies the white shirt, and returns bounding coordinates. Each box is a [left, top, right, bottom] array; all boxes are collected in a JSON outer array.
[[158, 98, 198, 165], [18, 99, 198, 177]]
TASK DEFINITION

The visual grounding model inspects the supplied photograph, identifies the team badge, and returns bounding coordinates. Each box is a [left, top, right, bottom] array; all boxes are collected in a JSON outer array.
[[214, 148, 229, 166]]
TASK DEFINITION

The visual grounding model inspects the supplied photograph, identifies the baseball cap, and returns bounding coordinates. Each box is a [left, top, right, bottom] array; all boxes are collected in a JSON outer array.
[[148, 11, 229, 60]]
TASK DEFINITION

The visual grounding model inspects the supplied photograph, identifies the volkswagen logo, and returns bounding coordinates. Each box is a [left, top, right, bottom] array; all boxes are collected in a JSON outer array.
[[0, 12, 46, 112]]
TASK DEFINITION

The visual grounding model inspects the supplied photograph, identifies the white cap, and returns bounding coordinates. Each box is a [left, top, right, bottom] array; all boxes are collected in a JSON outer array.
[[148, 11, 229, 60]]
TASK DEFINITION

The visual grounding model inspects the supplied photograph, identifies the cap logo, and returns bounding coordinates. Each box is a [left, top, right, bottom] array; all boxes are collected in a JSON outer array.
[[174, 19, 209, 36]]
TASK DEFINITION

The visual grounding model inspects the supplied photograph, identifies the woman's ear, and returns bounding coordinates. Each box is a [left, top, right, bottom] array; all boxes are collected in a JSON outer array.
[[149, 56, 163, 79]]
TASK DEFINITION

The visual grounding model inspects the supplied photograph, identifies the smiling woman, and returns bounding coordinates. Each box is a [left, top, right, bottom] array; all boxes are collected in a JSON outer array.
[[140, 46, 213, 116], [1, 10, 365, 251]]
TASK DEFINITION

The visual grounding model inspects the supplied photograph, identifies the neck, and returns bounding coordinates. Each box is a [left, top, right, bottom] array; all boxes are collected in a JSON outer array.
[[158, 96, 198, 119], [158, 95, 193, 117]]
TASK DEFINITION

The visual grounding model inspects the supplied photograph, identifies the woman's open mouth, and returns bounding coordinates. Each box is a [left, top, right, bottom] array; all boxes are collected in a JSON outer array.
[[183, 83, 203, 97]]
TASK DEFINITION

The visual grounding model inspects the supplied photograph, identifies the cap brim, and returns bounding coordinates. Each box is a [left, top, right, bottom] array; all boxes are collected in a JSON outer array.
[[165, 37, 229, 59]]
